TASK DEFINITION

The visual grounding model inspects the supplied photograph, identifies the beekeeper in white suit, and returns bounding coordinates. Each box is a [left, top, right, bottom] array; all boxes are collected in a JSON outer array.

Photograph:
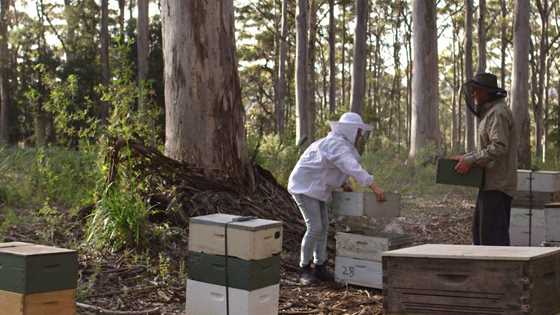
[[288, 112, 385, 285]]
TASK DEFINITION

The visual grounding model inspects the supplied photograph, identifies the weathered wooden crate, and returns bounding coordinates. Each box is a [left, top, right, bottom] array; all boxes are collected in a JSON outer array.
[[0, 243, 78, 294], [331, 192, 401, 218], [335, 256, 383, 289], [517, 170, 560, 192], [336, 232, 413, 261], [189, 214, 282, 261], [0, 289, 76, 315], [383, 244, 560, 315], [436, 158, 483, 188], [186, 279, 279, 315], [187, 251, 280, 291], [510, 207, 546, 246]]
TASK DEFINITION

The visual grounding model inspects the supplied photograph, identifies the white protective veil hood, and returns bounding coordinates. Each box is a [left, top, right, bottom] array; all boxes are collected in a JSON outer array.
[[329, 112, 373, 143]]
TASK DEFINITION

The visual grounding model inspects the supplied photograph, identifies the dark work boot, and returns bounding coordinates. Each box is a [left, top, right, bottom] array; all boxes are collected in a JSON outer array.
[[314, 264, 334, 282], [299, 264, 318, 285]]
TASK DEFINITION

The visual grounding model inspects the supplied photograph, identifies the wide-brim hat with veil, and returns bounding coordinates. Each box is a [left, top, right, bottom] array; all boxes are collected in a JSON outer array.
[[328, 112, 373, 132]]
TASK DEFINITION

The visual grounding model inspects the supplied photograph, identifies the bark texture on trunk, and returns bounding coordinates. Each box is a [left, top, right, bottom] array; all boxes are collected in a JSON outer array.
[[409, 0, 440, 161], [295, 0, 310, 149], [350, 0, 368, 115], [511, 0, 531, 168], [162, 0, 254, 186]]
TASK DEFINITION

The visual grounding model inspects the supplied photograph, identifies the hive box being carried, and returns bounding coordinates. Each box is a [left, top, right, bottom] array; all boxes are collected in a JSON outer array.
[[331, 192, 401, 218], [0, 289, 76, 315], [517, 170, 560, 192], [383, 244, 560, 315], [186, 280, 279, 315], [436, 158, 483, 188], [189, 214, 283, 261], [0, 243, 78, 294]]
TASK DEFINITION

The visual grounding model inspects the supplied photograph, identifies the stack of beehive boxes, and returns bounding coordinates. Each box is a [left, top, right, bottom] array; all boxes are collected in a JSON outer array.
[[0, 242, 78, 315], [186, 214, 283, 315], [511, 170, 560, 246], [332, 192, 413, 289]]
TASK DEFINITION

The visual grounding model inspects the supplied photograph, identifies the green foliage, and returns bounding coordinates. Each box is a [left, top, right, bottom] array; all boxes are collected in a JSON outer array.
[[0, 147, 98, 209], [86, 183, 151, 251], [248, 133, 299, 186]]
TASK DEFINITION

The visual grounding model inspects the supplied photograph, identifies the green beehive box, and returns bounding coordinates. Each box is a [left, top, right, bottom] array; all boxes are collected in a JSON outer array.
[[436, 158, 483, 188], [187, 251, 280, 291], [0, 243, 78, 294]]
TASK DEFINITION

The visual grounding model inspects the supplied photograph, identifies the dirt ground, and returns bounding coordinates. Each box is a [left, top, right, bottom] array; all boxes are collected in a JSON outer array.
[[1, 190, 477, 315]]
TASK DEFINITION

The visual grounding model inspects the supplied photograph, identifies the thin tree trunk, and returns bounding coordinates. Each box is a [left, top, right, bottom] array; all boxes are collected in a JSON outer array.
[[64, 0, 75, 62], [0, 0, 9, 144], [350, 0, 368, 114], [276, 0, 288, 136], [295, 0, 310, 149], [478, 0, 487, 73], [341, 1, 346, 110], [465, 0, 475, 152], [119, 0, 126, 35], [452, 23, 458, 151], [137, 0, 150, 110], [307, 0, 317, 141], [500, 0, 507, 88], [100, 0, 110, 120], [409, 0, 440, 161], [535, 0, 550, 162], [162, 0, 254, 187], [511, 0, 531, 168], [328, 0, 336, 115]]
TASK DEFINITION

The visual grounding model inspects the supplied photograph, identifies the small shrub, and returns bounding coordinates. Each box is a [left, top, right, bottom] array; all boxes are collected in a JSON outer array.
[[86, 183, 151, 251]]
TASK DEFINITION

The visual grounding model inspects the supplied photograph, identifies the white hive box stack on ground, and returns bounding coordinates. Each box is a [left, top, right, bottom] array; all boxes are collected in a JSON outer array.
[[335, 232, 413, 288], [331, 192, 413, 289], [186, 214, 283, 315], [511, 170, 560, 246]]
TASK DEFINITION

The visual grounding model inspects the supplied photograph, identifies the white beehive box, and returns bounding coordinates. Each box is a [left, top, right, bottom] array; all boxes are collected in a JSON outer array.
[[336, 232, 413, 261], [517, 170, 560, 193], [335, 256, 383, 289], [510, 207, 545, 246], [331, 192, 401, 218], [545, 203, 560, 242], [189, 214, 282, 261], [186, 280, 279, 315]]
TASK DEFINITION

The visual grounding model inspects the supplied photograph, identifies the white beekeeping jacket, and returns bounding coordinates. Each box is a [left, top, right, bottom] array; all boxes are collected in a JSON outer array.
[[287, 123, 374, 202]]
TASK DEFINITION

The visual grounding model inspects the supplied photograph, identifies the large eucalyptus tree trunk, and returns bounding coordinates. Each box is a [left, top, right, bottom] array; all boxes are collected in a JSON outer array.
[[162, 0, 254, 187], [350, 0, 368, 115], [295, 0, 310, 149], [511, 0, 531, 168], [409, 0, 440, 161], [137, 0, 149, 110]]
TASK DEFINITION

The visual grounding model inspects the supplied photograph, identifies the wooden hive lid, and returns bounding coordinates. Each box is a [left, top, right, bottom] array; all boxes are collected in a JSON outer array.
[[383, 244, 560, 261], [518, 169, 560, 175], [0, 244, 75, 256], [0, 242, 35, 249], [190, 213, 282, 231]]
